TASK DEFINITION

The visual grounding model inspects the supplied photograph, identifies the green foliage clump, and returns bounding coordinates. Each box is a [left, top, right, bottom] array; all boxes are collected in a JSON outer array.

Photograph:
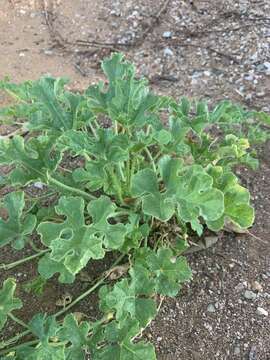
[[0, 53, 269, 359]]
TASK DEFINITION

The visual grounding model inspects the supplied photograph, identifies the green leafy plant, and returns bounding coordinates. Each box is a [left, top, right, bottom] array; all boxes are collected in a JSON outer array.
[[0, 53, 269, 359]]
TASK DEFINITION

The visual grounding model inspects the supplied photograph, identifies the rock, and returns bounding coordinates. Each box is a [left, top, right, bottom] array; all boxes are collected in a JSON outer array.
[[234, 346, 241, 355], [243, 290, 257, 300], [164, 48, 173, 57], [162, 31, 172, 39], [263, 62, 270, 74], [207, 304, 216, 313], [251, 281, 263, 292], [256, 307, 268, 316], [249, 345, 257, 360]]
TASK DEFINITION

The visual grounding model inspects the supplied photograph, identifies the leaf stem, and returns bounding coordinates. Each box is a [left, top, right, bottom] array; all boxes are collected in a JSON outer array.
[[48, 175, 96, 201], [144, 147, 157, 173], [108, 168, 124, 204], [0, 249, 49, 271], [0, 339, 39, 356]]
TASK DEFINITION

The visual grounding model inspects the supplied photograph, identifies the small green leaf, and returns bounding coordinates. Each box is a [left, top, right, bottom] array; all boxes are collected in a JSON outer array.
[[21, 314, 65, 360], [0, 191, 36, 249], [131, 169, 175, 221], [0, 278, 22, 330], [147, 248, 192, 297], [93, 318, 156, 360], [58, 314, 90, 360], [23, 276, 47, 296], [100, 279, 156, 327]]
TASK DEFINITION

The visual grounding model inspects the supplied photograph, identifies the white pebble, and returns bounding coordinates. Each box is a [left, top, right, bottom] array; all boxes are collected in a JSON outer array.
[[256, 307, 268, 316]]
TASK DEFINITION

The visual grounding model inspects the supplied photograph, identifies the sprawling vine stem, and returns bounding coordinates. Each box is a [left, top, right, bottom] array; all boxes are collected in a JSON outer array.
[[0, 253, 126, 352], [0, 249, 49, 271], [7, 313, 29, 331]]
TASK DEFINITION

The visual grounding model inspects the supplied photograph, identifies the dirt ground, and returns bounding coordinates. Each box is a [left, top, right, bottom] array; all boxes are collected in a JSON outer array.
[[0, 0, 269, 359]]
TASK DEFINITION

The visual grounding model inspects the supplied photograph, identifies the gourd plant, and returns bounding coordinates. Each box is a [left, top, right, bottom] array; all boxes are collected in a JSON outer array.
[[0, 53, 269, 359]]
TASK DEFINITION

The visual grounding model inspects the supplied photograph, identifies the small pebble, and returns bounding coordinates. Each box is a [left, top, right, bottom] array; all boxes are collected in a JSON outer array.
[[163, 47, 173, 57], [207, 304, 216, 313], [34, 181, 44, 189], [162, 31, 172, 38]]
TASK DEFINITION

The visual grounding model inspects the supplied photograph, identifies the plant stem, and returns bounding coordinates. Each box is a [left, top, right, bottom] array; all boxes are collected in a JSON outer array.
[[89, 122, 98, 139], [0, 330, 30, 350], [48, 175, 96, 201], [8, 313, 29, 330], [114, 121, 118, 134], [118, 163, 126, 182], [145, 147, 157, 173], [0, 250, 49, 271], [108, 168, 124, 204]]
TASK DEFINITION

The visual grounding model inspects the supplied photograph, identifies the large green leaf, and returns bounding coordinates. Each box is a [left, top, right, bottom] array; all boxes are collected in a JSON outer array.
[[37, 196, 105, 275], [0, 136, 62, 185], [72, 160, 107, 192], [37, 196, 127, 275], [172, 164, 224, 234], [0, 76, 92, 132], [131, 157, 224, 234], [86, 53, 166, 129], [0, 191, 36, 249], [0, 278, 22, 330]]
